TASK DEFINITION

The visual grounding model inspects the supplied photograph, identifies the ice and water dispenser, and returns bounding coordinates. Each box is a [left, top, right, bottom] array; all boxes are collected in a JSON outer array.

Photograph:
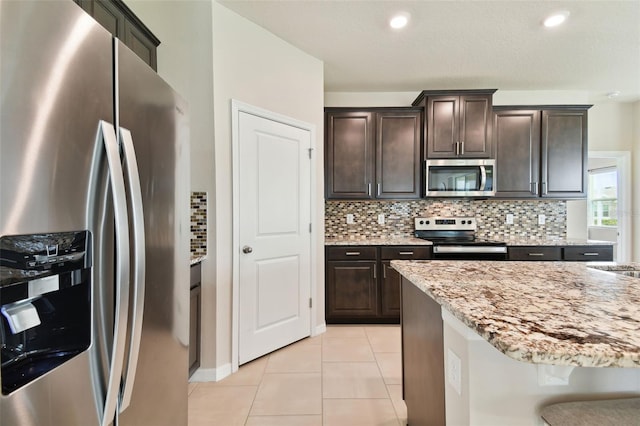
[[0, 231, 92, 395]]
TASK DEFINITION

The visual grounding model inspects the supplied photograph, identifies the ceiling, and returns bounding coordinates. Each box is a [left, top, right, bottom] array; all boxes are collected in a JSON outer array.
[[218, 0, 640, 102]]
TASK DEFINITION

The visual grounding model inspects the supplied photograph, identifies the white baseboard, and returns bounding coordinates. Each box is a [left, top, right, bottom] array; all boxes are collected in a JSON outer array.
[[188, 363, 232, 383], [313, 322, 326, 336]]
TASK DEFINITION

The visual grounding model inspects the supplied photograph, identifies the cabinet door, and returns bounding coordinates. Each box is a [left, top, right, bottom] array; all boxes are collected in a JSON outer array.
[[563, 246, 613, 261], [508, 246, 562, 261], [494, 109, 541, 198], [541, 109, 588, 198], [124, 20, 157, 70], [76, 0, 126, 37], [326, 260, 378, 320], [325, 111, 375, 199], [426, 96, 459, 158], [74, 0, 159, 71], [189, 285, 201, 376], [376, 111, 422, 199], [459, 95, 493, 158], [381, 261, 401, 318]]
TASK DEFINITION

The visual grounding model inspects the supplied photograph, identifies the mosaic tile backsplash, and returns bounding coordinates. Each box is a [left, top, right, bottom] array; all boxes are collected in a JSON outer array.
[[325, 199, 567, 241], [191, 192, 207, 258]]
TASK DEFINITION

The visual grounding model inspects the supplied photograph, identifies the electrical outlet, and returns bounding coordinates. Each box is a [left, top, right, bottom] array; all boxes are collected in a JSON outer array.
[[506, 214, 514, 225], [447, 349, 462, 396], [538, 214, 546, 225], [378, 214, 385, 225], [346, 214, 355, 225]]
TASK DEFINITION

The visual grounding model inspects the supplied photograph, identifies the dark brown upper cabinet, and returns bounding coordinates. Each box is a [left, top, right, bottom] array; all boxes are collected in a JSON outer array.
[[74, 0, 160, 71], [413, 89, 496, 159], [325, 108, 422, 200], [494, 105, 590, 199]]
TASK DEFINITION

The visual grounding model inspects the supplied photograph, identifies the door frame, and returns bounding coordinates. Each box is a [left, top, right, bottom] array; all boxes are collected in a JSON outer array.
[[587, 150, 632, 262], [230, 99, 318, 373]]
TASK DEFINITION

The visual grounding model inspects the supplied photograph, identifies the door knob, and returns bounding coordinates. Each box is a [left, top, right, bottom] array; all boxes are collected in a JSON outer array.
[[242, 246, 253, 254]]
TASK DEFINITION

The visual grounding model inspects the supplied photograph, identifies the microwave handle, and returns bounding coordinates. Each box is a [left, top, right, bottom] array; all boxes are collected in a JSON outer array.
[[479, 166, 487, 190]]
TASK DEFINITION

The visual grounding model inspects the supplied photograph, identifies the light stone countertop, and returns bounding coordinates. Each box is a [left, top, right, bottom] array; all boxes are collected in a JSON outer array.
[[325, 236, 613, 246], [190, 255, 206, 265], [504, 238, 615, 246], [325, 236, 433, 246], [390, 260, 640, 368]]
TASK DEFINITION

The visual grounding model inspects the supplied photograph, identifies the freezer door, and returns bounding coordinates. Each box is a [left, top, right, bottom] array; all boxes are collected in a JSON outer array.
[[0, 1, 115, 425], [115, 41, 190, 426]]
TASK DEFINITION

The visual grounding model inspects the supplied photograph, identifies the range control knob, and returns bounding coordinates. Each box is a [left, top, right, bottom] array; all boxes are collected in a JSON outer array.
[[419, 220, 424, 225], [461, 220, 466, 225], [425, 220, 430, 225]]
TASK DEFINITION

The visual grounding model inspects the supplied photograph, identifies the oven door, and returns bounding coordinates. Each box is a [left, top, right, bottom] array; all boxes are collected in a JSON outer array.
[[425, 159, 495, 197], [432, 245, 507, 260]]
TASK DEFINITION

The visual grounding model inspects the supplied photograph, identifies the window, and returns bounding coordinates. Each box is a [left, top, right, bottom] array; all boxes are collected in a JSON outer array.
[[588, 168, 617, 227]]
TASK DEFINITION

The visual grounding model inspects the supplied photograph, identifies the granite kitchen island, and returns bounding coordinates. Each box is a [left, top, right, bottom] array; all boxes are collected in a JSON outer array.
[[391, 260, 640, 426]]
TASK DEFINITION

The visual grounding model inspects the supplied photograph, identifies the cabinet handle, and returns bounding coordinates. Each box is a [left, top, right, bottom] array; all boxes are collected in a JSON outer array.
[[581, 253, 600, 256], [542, 182, 547, 195], [528, 253, 545, 256], [530, 182, 538, 195], [345, 252, 361, 256], [398, 251, 414, 255], [383, 265, 387, 279], [377, 183, 381, 196], [460, 141, 464, 155], [373, 265, 377, 279], [455, 141, 460, 156]]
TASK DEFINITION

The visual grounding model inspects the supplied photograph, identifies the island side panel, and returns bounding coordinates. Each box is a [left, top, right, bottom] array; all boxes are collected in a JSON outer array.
[[401, 276, 446, 426]]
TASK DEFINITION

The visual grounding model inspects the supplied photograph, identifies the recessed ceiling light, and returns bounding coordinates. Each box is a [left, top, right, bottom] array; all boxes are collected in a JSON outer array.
[[543, 11, 570, 28], [390, 12, 410, 29], [606, 91, 621, 99]]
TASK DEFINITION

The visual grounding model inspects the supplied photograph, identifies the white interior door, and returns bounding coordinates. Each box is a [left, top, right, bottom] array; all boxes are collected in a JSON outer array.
[[238, 110, 312, 365]]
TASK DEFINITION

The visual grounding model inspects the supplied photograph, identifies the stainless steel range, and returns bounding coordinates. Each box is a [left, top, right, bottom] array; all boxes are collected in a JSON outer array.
[[414, 217, 507, 260]]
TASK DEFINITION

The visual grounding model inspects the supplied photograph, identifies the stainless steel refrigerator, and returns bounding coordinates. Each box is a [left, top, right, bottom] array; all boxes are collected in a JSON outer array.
[[0, 1, 190, 425]]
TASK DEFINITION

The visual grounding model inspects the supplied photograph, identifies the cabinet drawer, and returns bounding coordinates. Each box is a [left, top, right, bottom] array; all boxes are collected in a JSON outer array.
[[563, 246, 613, 261], [190, 263, 202, 288], [327, 246, 377, 260], [380, 246, 432, 260], [508, 246, 561, 261]]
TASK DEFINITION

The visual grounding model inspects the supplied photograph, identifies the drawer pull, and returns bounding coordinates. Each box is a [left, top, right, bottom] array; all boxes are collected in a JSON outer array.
[[398, 251, 414, 255], [581, 252, 600, 256], [528, 253, 545, 256], [345, 252, 361, 256]]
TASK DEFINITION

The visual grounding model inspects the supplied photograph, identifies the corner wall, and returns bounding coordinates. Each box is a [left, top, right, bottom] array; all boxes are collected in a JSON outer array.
[[125, 0, 218, 373], [634, 101, 640, 261], [211, 2, 325, 372]]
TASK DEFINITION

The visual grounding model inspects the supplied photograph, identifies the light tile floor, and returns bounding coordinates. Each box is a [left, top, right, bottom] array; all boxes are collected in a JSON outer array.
[[188, 325, 407, 426]]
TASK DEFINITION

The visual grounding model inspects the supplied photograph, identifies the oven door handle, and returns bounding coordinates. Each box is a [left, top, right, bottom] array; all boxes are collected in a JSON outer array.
[[479, 166, 487, 191], [433, 245, 507, 254]]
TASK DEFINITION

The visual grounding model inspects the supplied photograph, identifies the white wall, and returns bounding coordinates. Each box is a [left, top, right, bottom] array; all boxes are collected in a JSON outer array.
[[211, 2, 325, 373], [125, 0, 219, 371], [634, 101, 640, 261], [127, 0, 324, 377]]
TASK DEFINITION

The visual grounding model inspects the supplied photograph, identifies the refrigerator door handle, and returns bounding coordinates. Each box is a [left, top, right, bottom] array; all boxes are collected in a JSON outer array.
[[97, 120, 131, 426], [118, 127, 146, 412]]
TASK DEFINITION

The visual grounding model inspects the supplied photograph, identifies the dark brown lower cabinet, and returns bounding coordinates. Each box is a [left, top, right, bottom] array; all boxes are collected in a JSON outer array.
[[325, 245, 431, 324], [508, 245, 613, 261], [189, 263, 201, 377], [326, 260, 378, 320], [401, 277, 445, 426], [381, 262, 401, 318]]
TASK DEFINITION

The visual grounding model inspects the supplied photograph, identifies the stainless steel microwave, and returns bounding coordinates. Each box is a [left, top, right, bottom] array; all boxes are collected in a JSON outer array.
[[425, 159, 496, 197]]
